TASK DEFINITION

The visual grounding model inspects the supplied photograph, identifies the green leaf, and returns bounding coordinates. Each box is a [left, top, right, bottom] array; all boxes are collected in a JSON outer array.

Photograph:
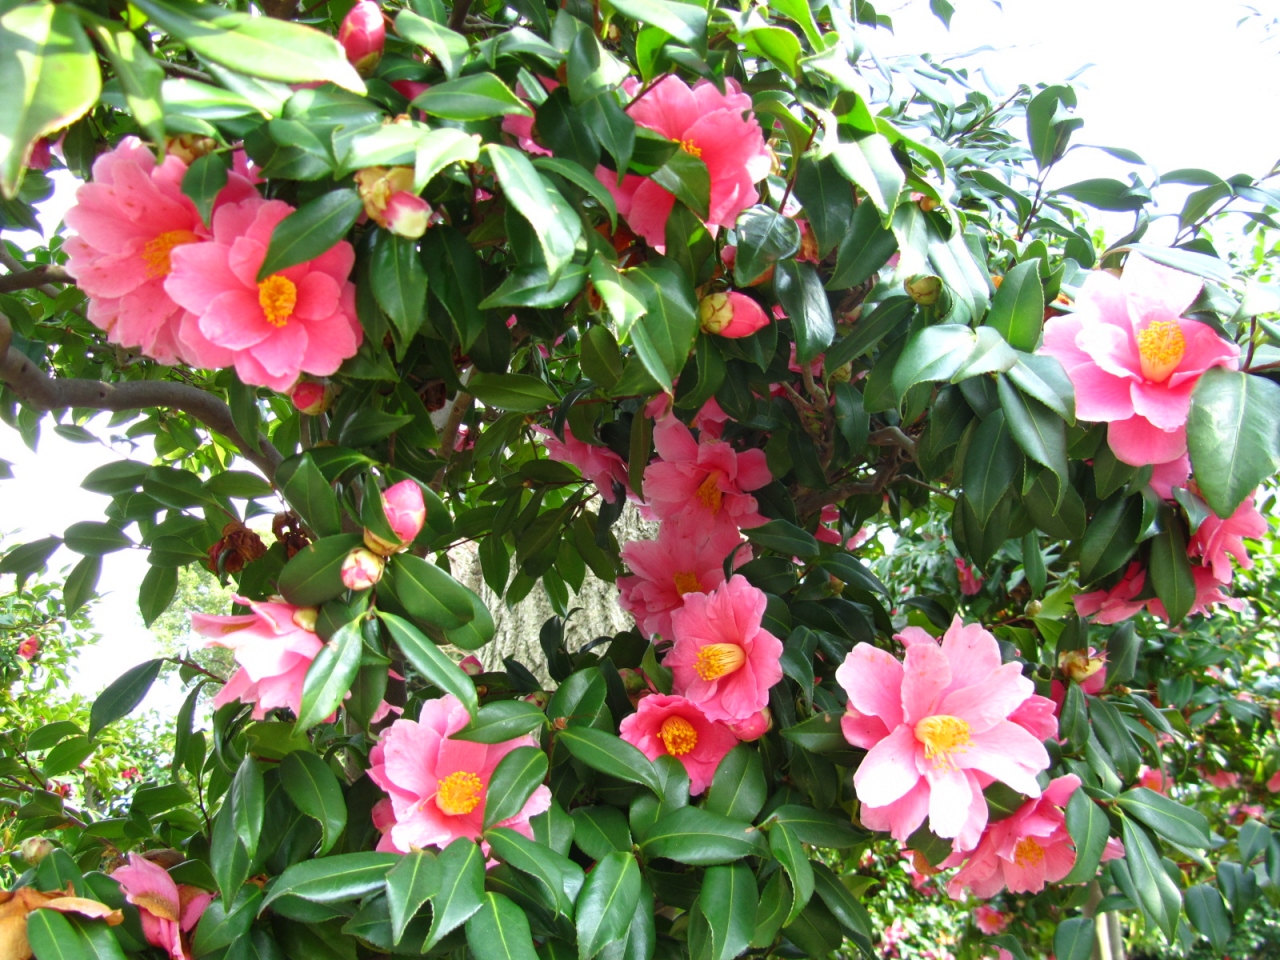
[[63, 555, 100, 617], [1025, 85, 1080, 170], [394, 10, 468, 80], [89, 659, 162, 739], [650, 148, 710, 220], [770, 822, 814, 925], [483, 746, 548, 830], [792, 157, 853, 258], [453, 700, 548, 744], [1187, 368, 1280, 519], [892, 324, 977, 398], [257, 189, 363, 281], [576, 850, 642, 960], [0, 3, 100, 198], [962, 410, 1021, 526], [42, 736, 94, 777], [90, 24, 164, 149], [211, 798, 250, 906], [385, 850, 438, 946], [1053, 917, 1095, 960], [557, 726, 665, 798], [733, 205, 800, 286], [698, 862, 757, 960], [277, 534, 362, 608], [62, 521, 132, 557], [424, 839, 485, 950], [811, 862, 875, 946], [1120, 817, 1181, 941], [831, 134, 904, 223], [1079, 496, 1142, 584], [1148, 505, 1196, 626], [751, 872, 788, 950], [571, 806, 632, 859], [294, 619, 364, 732], [615, 263, 695, 392], [377, 612, 478, 718], [27, 721, 83, 753], [487, 144, 582, 279], [192, 886, 262, 956], [263, 852, 400, 907], [742, 519, 821, 558], [484, 827, 578, 919], [279, 453, 343, 537], [413, 73, 530, 120], [281, 751, 347, 856], [466, 893, 538, 960], [997, 375, 1067, 493], [28, 908, 127, 960], [230, 755, 265, 859], [985, 260, 1044, 351], [414, 126, 482, 192], [467, 372, 558, 413], [606, 0, 706, 47], [1115, 787, 1211, 849], [705, 745, 766, 822], [780, 712, 850, 755], [1185, 883, 1231, 952], [951, 326, 1018, 381], [382, 553, 477, 630], [129, 0, 363, 91], [767, 804, 864, 848], [535, 156, 618, 232], [775, 260, 835, 365], [827, 200, 897, 290], [370, 231, 428, 349], [639, 807, 768, 865]]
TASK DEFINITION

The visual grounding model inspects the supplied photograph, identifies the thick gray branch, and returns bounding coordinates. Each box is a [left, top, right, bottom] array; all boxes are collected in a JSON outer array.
[[0, 264, 72, 294], [0, 313, 282, 481]]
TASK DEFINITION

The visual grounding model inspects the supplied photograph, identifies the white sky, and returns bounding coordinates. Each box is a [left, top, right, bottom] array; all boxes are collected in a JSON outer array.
[[3, 0, 1280, 711]]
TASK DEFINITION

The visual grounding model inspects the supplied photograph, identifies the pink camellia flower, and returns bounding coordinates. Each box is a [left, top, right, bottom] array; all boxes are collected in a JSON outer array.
[[364, 479, 427, 556], [618, 693, 737, 795], [692, 397, 730, 441], [111, 854, 213, 960], [339, 0, 385, 76], [534, 425, 630, 504], [725, 707, 772, 741], [341, 547, 385, 590], [1009, 692, 1060, 742], [973, 905, 1010, 935], [1188, 492, 1267, 583], [502, 77, 557, 157], [1137, 765, 1170, 794], [290, 379, 332, 415], [836, 617, 1051, 852], [955, 557, 983, 595], [16, 635, 39, 660], [944, 775, 1124, 900], [596, 77, 771, 251], [618, 518, 750, 639], [699, 292, 772, 338], [1039, 253, 1239, 466], [384, 191, 432, 238], [1074, 562, 1147, 624], [1058, 647, 1107, 695], [368, 694, 551, 851], [815, 504, 843, 546], [1149, 454, 1191, 499], [62, 137, 255, 366], [665, 575, 783, 722], [1266, 771, 1280, 793], [191, 597, 323, 720], [643, 417, 771, 531], [165, 196, 361, 392], [1202, 769, 1240, 790]]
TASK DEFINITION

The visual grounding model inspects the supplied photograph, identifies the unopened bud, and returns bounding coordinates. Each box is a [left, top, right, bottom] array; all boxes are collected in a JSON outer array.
[[618, 668, 648, 696], [291, 607, 319, 633], [363, 480, 427, 556], [20, 837, 54, 864], [1058, 648, 1106, 684], [339, 0, 385, 76], [354, 166, 415, 227], [698, 291, 770, 338], [725, 708, 772, 741], [459, 655, 484, 676], [905, 275, 943, 305], [165, 134, 218, 165], [290, 379, 333, 416], [828, 362, 853, 384], [341, 548, 385, 591], [384, 192, 432, 238]]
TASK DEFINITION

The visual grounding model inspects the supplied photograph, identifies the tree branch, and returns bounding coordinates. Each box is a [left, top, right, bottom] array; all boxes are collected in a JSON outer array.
[[0, 247, 64, 298], [0, 313, 283, 481], [868, 426, 917, 459], [448, 0, 473, 31], [0, 264, 72, 294], [431, 391, 473, 491], [793, 459, 896, 516]]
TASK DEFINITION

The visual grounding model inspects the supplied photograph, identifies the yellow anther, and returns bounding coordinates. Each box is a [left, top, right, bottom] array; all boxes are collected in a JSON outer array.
[[258, 274, 298, 328], [1136, 320, 1185, 383], [142, 230, 201, 278], [694, 643, 746, 681], [696, 472, 723, 514], [914, 715, 973, 772], [659, 715, 698, 756], [672, 571, 702, 595], [435, 771, 483, 816], [1013, 836, 1045, 867], [679, 138, 703, 159]]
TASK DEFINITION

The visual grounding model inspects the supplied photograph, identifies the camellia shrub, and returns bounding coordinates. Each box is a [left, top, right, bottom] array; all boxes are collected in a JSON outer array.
[[0, 0, 1278, 958]]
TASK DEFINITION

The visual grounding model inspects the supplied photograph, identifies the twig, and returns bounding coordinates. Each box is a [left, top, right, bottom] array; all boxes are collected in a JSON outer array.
[[448, 0, 473, 32], [1, 777, 89, 829], [0, 248, 63, 298], [0, 265, 72, 295], [799, 361, 828, 413], [161, 61, 213, 83], [0, 313, 283, 481], [161, 657, 225, 683], [895, 473, 955, 500], [430, 391, 473, 491], [868, 426, 916, 458]]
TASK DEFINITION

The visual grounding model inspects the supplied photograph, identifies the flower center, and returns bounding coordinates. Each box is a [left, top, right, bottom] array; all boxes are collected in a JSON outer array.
[[659, 715, 698, 756], [1013, 836, 1045, 867], [435, 770, 483, 816], [1136, 320, 1185, 383], [142, 230, 201, 278], [694, 642, 746, 681], [258, 274, 298, 328], [679, 137, 702, 159], [914, 715, 973, 771], [696, 472, 723, 513], [672, 570, 702, 595]]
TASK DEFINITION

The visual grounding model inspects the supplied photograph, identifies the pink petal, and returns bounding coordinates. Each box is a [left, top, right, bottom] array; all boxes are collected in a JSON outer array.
[[1107, 416, 1186, 466], [1121, 253, 1203, 321], [853, 724, 921, 807], [835, 644, 904, 729]]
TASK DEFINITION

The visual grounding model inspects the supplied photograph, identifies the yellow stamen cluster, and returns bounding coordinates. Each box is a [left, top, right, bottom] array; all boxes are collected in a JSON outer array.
[[659, 715, 698, 756], [914, 715, 973, 772], [435, 771, 483, 816], [1013, 836, 1045, 867], [696, 472, 723, 514], [694, 642, 746, 681], [142, 230, 201, 278], [258, 274, 298, 328], [672, 570, 702, 595], [1136, 320, 1185, 383], [679, 137, 703, 159]]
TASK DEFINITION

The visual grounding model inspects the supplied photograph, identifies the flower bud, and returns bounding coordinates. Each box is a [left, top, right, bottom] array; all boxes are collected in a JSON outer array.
[[341, 548, 385, 591], [391, 79, 431, 102], [828, 362, 853, 384], [1058, 648, 1106, 684], [27, 138, 53, 172], [20, 837, 54, 864], [905, 275, 943, 305], [354, 166, 415, 226], [617, 668, 649, 696], [17, 636, 39, 660], [698, 291, 771, 338], [290, 379, 333, 415], [363, 480, 427, 556], [165, 134, 218, 165], [459, 655, 484, 676], [291, 607, 319, 633], [725, 707, 772, 741], [522, 691, 550, 708], [339, 0, 385, 76], [384, 192, 432, 239]]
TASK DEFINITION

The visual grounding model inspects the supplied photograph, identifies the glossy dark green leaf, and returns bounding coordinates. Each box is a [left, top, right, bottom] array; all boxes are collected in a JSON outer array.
[[1079, 496, 1142, 584], [892, 324, 976, 398], [231, 755, 265, 859], [1053, 917, 1094, 960], [378, 612, 478, 718], [294, 619, 364, 732], [468, 373, 558, 413], [483, 746, 548, 830], [382, 553, 476, 630], [63, 522, 132, 556], [607, 0, 706, 46], [385, 849, 438, 946], [770, 821, 813, 925], [63, 555, 100, 617], [558, 726, 664, 797], [571, 806, 631, 859], [41, 736, 94, 777], [414, 126, 482, 191], [424, 839, 485, 950], [484, 826, 580, 918], [453, 700, 548, 743], [89, 659, 162, 739], [733, 205, 800, 286], [1187, 368, 1280, 519], [1185, 883, 1231, 952], [1115, 787, 1211, 849], [792, 156, 853, 258], [27, 907, 124, 960], [1148, 505, 1196, 626], [413, 73, 530, 120], [705, 745, 766, 822], [639, 807, 768, 864], [621, 261, 698, 392], [962, 410, 1020, 526], [258, 189, 363, 281], [277, 534, 361, 607], [767, 804, 864, 848], [576, 851, 641, 960], [263, 852, 400, 907], [742, 519, 821, 558], [465, 893, 538, 960], [827, 200, 898, 290], [811, 861, 875, 946], [697, 861, 756, 960], [279, 453, 343, 537], [394, 10, 468, 80], [1120, 816, 1181, 940], [487, 144, 581, 278], [984, 259, 1044, 351], [370, 231, 428, 348], [998, 375, 1067, 493], [775, 259, 835, 365], [281, 751, 347, 855], [831, 134, 904, 223]]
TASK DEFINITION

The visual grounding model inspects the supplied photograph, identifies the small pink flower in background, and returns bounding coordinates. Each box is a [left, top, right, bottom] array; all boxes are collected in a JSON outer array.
[[1074, 562, 1147, 624], [596, 77, 771, 250], [847, 527, 873, 551], [502, 77, 557, 157], [815, 504, 843, 546], [166, 196, 361, 391], [339, 0, 385, 75], [1202, 769, 1240, 790], [63, 137, 255, 366], [618, 693, 737, 795], [643, 417, 771, 531], [290, 379, 332, 415], [363, 479, 427, 555], [1266, 771, 1280, 793], [836, 617, 1050, 852], [1058, 647, 1107, 694], [341, 547, 386, 590], [617, 518, 750, 640], [1137, 765, 1170, 794], [192, 597, 323, 720], [1229, 803, 1266, 824], [1189, 492, 1266, 583], [973, 905, 1009, 935], [955, 557, 983, 595], [27, 137, 53, 171], [16, 635, 39, 660], [368, 694, 551, 851], [725, 707, 772, 741], [1148, 567, 1246, 620], [1039, 253, 1239, 467], [987, 949, 1014, 960], [111, 854, 212, 960], [698, 292, 771, 339], [666, 575, 783, 722], [121, 767, 139, 781], [535, 425, 630, 504]]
